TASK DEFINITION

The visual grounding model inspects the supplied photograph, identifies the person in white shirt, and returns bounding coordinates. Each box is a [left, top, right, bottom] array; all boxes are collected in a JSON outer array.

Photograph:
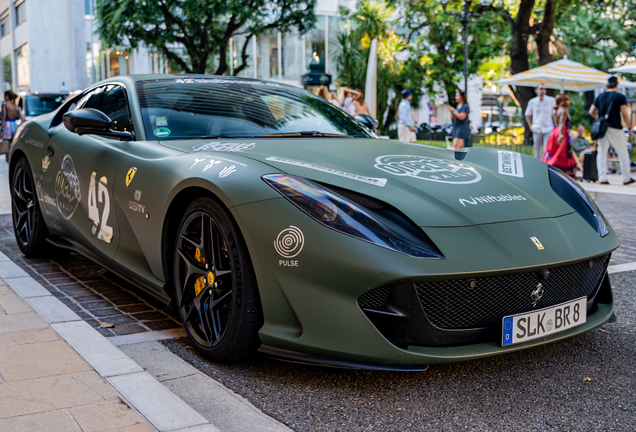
[[398, 90, 416, 143], [525, 83, 556, 159]]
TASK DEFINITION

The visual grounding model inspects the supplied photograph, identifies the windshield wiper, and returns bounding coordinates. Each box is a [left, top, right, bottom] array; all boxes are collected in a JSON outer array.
[[253, 131, 352, 138]]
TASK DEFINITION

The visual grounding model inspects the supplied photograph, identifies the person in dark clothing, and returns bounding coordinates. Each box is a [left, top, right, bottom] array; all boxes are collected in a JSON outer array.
[[589, 76, 634, 185], [447, 91, 469, 150]]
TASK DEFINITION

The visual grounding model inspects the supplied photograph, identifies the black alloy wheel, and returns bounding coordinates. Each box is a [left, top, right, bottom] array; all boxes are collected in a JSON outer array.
[[173, 197, 262, 362], [12, 158, 49, 256]]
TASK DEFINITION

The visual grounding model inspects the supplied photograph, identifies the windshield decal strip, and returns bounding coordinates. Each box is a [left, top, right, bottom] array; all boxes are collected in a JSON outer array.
[[265, 157, 388, 187]]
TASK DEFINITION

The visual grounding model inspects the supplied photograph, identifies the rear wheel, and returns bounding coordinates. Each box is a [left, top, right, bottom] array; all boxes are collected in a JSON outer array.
[[173, 197, 262, 362], [12, 157, 50, 256]]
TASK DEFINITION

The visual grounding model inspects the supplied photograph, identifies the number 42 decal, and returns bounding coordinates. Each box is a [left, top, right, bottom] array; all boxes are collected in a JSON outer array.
[[88, 171, 113, 243]]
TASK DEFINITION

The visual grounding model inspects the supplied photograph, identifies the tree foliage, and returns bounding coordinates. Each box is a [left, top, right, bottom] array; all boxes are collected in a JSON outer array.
[[96, 0, 317, 75]]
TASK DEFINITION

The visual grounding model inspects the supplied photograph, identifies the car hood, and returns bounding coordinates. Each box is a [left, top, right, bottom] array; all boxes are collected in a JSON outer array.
[[161, 137, 574, 228]]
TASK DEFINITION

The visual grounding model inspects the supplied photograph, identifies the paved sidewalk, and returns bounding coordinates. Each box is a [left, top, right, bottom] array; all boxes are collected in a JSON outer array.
[[0, 282, 154, 431]]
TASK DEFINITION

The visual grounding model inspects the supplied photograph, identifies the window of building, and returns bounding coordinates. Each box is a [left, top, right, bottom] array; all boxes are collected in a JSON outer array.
[[85, 0, 92, 15], [0, 14, 9, 37], [76, 85, 131, 132], [15, 1, 26, 26], [16, 43, 29, 88], [3, 54, 11, 85]]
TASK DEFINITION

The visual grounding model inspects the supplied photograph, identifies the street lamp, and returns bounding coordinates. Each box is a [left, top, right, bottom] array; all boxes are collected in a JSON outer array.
[[438, 0, 493, 95]]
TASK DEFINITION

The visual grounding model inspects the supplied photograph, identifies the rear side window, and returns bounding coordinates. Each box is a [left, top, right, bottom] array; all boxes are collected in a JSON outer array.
[[76, 85, 132, 133]]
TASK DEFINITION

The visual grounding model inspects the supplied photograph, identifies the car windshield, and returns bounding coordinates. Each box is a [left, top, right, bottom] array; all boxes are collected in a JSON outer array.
[[136, 78, 374, 140], [25, 95, 65, 117]]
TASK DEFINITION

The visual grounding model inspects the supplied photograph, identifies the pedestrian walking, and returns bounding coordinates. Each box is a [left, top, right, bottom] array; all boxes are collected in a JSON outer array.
[[541, 94, 577, 177], [447, 91, 470, 150], [589, 76, 635, 185], [398, 89, 416, 143], [525, 83, 556, 159], [1, 90, 25, 162]]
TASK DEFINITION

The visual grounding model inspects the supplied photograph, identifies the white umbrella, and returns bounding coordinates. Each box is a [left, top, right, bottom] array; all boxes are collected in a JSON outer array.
[[497, 57, 636, 92], [365, 39, 378, 119], [609, 63, 636, 74]]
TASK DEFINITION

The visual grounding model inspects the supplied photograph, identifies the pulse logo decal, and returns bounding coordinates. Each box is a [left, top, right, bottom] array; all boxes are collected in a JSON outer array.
[[459, 194, 527, 207], [126, 167, 137, 187], [274, 226, 304, 258]]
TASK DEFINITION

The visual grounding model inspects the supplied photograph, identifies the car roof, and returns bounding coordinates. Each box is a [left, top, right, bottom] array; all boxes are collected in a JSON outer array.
[[98, 74, 300, 91]]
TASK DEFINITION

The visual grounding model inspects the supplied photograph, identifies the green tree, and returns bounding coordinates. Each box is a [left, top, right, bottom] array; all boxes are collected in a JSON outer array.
[[96, 0, 317, 75], [401, 0, 509, 103]]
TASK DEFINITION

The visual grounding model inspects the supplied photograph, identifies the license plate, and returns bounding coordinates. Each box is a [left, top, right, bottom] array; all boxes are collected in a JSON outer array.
[[502, 297, 587, 346]]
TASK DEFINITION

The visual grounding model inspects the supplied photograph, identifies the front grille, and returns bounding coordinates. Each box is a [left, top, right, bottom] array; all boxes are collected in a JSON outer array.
[[359, 286, 392, 309], [415, 254, 610, 329]]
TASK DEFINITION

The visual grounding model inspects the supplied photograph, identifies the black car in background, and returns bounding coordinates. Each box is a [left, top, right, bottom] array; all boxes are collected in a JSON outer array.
[[19, 93, 67, 119]]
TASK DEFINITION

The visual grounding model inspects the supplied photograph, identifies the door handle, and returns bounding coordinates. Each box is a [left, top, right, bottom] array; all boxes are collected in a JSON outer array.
[[46, 145, 54, 157]]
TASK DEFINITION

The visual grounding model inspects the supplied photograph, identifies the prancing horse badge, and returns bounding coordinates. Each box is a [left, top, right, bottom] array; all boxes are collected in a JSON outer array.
[[530, 237, 544, 250], [126, 167, 137, 187]]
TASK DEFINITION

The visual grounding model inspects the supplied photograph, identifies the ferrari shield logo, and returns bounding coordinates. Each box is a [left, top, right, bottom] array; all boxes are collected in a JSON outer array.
[[125, 167, 137, 187], [530, 237, 544, 250]]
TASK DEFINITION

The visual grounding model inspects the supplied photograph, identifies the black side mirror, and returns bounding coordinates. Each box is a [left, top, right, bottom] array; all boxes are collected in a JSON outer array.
[[355, 114, 379, 131], [63, 108, 132, 140]]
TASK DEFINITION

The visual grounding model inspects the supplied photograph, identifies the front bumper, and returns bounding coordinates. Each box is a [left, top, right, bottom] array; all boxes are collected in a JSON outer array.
[[232, 198, 618, 366]]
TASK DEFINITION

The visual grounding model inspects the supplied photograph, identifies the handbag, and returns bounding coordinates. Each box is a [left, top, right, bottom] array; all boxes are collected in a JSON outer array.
[[591, 92, 618, 140]]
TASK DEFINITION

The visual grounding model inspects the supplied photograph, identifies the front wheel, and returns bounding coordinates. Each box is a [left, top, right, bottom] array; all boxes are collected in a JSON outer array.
[[172, 197, 262, 362], [12, 157, 50, 256]]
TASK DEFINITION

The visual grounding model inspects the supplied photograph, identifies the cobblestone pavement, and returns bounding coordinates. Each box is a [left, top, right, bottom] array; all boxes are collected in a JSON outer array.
[[592, 194, 636, 265], [0, 229, 181, 339]]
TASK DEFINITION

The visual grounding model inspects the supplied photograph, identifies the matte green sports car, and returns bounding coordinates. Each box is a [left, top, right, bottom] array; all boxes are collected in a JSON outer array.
[[10, 75, 618, 370]]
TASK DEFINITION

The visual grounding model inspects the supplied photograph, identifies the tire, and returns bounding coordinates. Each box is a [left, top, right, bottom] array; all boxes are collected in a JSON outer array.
[[11, 157, 50, 256], [172, 196, 262, 362]]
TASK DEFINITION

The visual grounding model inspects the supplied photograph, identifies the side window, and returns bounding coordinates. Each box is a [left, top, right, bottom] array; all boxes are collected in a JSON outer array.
[[77, 85, 132, 133]]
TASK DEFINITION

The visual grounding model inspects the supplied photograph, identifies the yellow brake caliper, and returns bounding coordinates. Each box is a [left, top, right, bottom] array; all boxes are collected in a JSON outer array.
[[194, 248, 207, 296]]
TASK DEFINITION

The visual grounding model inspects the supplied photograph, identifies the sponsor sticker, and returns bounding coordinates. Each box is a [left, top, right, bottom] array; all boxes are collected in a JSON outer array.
[[54, 155, 81, 220], [25, 137, 44, 148], [498, 151, 524, 178], [374, 155, 481, 184], [274, 226, 304, 259], [193, 142, 256, 153], [129, 201, 145, 214], [265, 157, 387, 187], [154, 127, 171, 137], [219, 166, 237, 178], [458, 193, 527, 207], [42, 155, 51, 173], [134, 190, 142, 201], [175, 78, 281, 87]]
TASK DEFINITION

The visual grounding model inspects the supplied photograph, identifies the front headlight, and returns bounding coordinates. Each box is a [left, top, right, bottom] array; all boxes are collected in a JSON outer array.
[[548, 166, 609, 237], [263, 174, 444, 258]]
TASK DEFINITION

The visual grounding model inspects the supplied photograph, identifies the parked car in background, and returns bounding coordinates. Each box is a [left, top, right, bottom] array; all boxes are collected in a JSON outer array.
[[19, 93, 67, 120], [416, 123, 452, 141]]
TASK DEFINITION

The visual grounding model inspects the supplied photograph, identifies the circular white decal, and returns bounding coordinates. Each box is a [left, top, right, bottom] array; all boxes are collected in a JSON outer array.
[[374, 155, 482, 184], [274, 226, 304, 258], [54, 155, 81, 220]]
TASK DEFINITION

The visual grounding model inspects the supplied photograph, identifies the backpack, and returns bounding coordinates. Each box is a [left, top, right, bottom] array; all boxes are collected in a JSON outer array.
[[590, 92, 618, 140]]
